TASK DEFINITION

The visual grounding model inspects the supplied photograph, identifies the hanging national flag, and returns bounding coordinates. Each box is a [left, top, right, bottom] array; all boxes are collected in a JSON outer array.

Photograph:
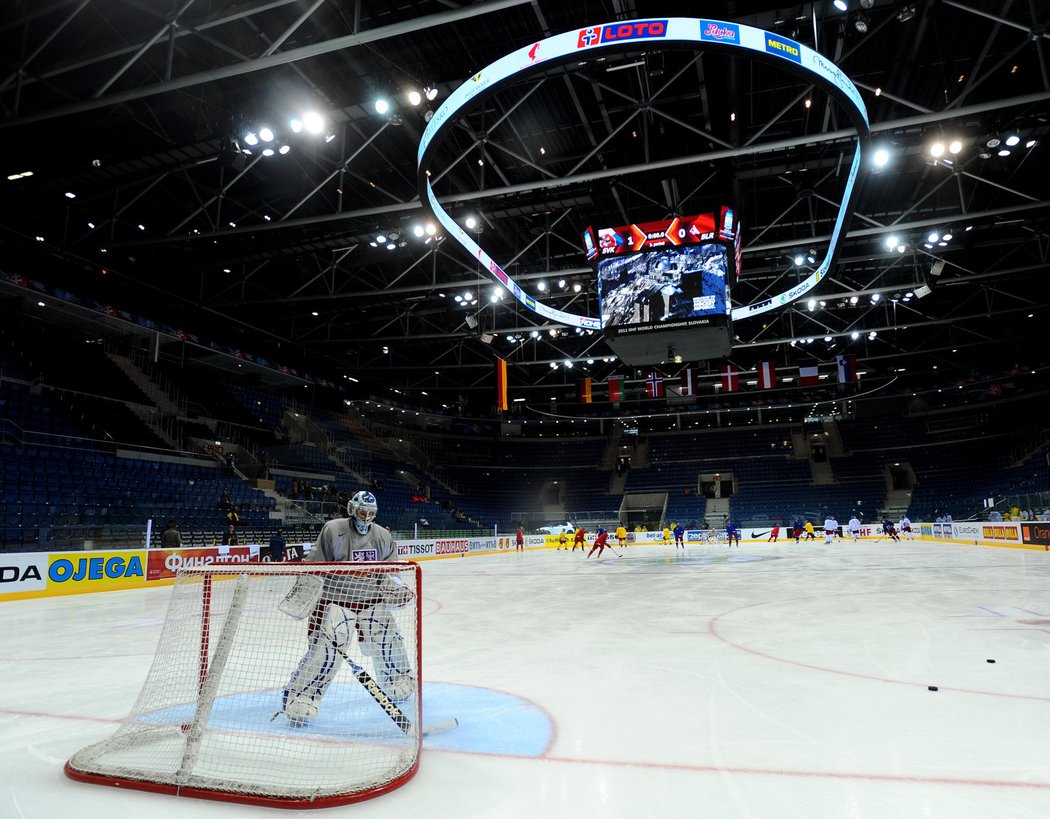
[[495, 357, 509, 411], [799, 365, 819, 387], [645, 371, 665, 398], [837, 354, 858, 383], [607, 376, 622, 403], [680, 368, 696, 396], [757, 361, 777, 390], [720, 363, 739, 393], [578, 377, 592, 404]]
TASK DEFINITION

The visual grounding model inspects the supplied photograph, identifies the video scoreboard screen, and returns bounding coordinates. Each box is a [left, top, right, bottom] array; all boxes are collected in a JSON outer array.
[[584, 209, 738, 364]]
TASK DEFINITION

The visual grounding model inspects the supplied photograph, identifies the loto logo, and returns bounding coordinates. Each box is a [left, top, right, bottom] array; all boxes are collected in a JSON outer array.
[[49, 555, 144, 583], [699, 20, 739, 42], [576, 20, 667, 49]]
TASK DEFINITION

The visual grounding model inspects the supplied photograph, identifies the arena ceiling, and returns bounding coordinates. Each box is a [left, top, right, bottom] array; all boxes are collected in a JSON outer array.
[[1, 0, 1048, 414]]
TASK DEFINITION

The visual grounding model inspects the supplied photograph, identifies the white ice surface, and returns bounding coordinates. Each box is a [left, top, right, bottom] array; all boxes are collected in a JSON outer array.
[[2, 540, 1050, 818]]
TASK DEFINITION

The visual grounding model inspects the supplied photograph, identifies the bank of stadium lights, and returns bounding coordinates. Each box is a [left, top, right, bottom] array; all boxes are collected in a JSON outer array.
[[923, 230, 953, 249], [928, 139, 963, 159], [872, 147, 890, 168]]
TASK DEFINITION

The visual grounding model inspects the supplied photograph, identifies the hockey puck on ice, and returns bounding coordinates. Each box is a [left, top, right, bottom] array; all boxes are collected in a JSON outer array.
[[986, 659, 996, 663], [927, 685, 938, 691]]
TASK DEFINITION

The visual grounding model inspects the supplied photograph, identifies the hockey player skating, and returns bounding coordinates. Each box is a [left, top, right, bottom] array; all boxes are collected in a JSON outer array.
[[793, 516, 804, 543], [662, 524, 672, 546], [848, 514, 861, 542], [572, 526, 587, 552], [673, 522, 685, 548], [768, 524, 780, 543], [557, 531, 568, 551], [587, 528, 610, 558], [804, 520, 816, 540], [725, 520, 740, 547], [616, 524, 627, 550], [515, 526, 525, 552], [824, 515, 839, 544], [898, 515, 913, 540], [879, 519, 901, 542], [279, 490, 415, 726]]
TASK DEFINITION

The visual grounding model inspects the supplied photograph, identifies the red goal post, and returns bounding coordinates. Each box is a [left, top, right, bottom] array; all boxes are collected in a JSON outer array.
[[65, 562, 423, 809]]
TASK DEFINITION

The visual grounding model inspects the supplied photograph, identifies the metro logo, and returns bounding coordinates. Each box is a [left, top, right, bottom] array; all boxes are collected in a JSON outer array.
[[576, 20, 667, 49], [765, 34, 802, 63]]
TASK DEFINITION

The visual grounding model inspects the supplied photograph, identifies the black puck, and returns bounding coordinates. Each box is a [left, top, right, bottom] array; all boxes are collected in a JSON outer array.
[[986, 659, 996, 663], [927, 685, 938, 691]]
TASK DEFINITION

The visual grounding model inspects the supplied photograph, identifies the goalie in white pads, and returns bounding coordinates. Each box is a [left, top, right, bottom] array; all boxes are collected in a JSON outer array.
[[279, 490, 416, 726]]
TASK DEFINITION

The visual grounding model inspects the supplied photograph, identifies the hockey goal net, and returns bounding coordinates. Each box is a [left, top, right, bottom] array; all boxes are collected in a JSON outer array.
[[65, 562, 422, 808]]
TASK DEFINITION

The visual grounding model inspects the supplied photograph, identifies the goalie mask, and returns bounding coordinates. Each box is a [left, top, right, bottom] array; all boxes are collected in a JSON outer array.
[[348, 490, 378, 535]]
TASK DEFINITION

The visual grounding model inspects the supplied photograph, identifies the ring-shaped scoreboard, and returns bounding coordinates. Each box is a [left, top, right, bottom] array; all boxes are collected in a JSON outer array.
[[418, 18, 869, 333]]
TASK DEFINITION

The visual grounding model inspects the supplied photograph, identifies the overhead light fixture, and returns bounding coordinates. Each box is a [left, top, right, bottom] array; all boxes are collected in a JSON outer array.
[[998, 148, 1011, 157], [872, 148, 890, 167], [465, 215, 477, 229], [244, 132, 258, 146], [64, 191, 76, 199], [413, 225, 425, 237], [929, 142, 945, 158], [278, 144, 290, 155], [948, 140, 962, 154], [794, 254, 805, 266], [833, 0, 848, 11], [854, 14, 869, 32], [883, 235, 898, 250], [897, 4, 916, 22], [258, 127, 274, 142], [1005, 134, 1020, 147], [374, 98, 390, 115], [302, 112, 324, 134], [424, 86, 438, 101], [262, 147, 275, 156], [407, 89, 422, 106]]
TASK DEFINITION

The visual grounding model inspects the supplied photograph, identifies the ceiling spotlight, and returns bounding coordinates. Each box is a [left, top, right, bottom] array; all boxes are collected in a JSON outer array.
[[897, 244, 906, 253], [278, 144, 290, 155], [573, 283, 582, 293], [407, 89, 422, 106], [806, 253, 816, 265], [244, 132, 258, 146], [854, 14, 869, 33], [262, 147, 275, 156], [465, 216, 477, 229], [849, 295, 858, 304], [986, 137, 1001, 148], [311, 311, 319, 316], [386, 242, 396, 250], [851, 331, 860, 340], [425, 86, 438, 101], [302, 112, 324, 134], [942, 233, 952, 242], [258, 127, 274, 142], [558, 279, 567, 289], [1025, 139, 1037, 148], [871, 293, 881, 302], [872, 148, 890, 167], [824, 336, 833, 342], [463, 291, 473, 302], [425, 223, 437, 236], [64, 191, 76, 199], [374, 98, 390, 115], [325, 133, 336, 143], [998, 148, 1011, 157], [413, 225, 425, 237], [794, 254, 805, 266], [883, 235, 898, 250], [929, 142, 945, 158], [375, 233, 387, 243], [1004, 134, 1020, 147], [927, 232, 939, 243], [948, 140, 963, 154], [833, 0, 848, 11], [290, 118, 303, 133], [896, 4, 916, 22], [537, 281, 547, 291]]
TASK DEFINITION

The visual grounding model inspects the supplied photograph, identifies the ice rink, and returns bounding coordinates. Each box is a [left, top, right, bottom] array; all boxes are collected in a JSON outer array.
[[3, 538, 1050, 818]]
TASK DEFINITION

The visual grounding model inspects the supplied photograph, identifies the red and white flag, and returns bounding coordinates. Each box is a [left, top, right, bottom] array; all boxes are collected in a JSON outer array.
[[680, 368, 696, 396], [798, 365, 819, 387], [757, 361, 777, 390], [645, 371, 665, 398], [720, 363, 739, 392]]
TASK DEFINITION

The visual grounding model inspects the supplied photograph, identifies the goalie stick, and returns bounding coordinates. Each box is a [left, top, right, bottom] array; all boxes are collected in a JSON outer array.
[[328, 639, 458, 738]]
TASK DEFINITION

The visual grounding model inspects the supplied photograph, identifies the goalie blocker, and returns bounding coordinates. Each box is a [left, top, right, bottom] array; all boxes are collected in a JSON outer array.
[[65, 562, 423, 809]]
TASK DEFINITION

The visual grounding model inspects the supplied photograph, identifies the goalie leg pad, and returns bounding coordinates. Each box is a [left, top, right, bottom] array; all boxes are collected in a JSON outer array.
[[283, 604, 356, 724], [358, 606, 415, 702]]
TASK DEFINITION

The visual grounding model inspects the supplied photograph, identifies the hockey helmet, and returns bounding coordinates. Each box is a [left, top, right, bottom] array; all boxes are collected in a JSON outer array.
[[348, 490, 378, 534]]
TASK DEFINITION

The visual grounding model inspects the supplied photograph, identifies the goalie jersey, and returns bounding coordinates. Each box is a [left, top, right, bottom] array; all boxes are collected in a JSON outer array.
[[307, 517, 397, 605]]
